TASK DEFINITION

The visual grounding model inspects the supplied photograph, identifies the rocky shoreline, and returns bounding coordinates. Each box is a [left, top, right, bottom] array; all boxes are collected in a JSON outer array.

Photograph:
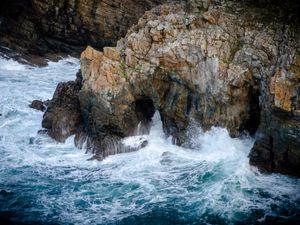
[[5, 0, 300, 176]]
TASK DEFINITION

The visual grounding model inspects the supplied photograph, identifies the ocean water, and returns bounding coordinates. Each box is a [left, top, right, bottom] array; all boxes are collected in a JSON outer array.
[[0, 55, 299, 225]]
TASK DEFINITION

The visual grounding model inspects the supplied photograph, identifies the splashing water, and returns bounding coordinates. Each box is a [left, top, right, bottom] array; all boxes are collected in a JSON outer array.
[[0, 55, 299, 225]]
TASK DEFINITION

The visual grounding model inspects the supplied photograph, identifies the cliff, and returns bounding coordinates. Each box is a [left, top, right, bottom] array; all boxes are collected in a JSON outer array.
[[0, 0, 163, 64], [40, 0, 300, 176]]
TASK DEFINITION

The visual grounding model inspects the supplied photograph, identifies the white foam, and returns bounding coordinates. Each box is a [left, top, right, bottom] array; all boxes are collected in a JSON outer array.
[[0, 54, 299, 225], [0, 56, 30, 71]]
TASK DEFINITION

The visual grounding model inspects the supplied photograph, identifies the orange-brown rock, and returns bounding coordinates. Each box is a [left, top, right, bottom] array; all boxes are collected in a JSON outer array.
[[270, 68, 293, 111]]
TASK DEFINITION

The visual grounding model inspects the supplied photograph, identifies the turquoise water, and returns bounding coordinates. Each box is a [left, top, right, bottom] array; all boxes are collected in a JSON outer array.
[[0, 56, 299, 225]]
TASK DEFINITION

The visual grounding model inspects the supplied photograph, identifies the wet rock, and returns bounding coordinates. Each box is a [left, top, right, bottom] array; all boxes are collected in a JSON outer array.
[[86, 134, 132, 161], [141, 140, 148, 148], [37, 129, 48, 135], [29, 100, 46, 112], [29, 137, 35, 145], [79, 46, 140, 139], [42, 71, 83, 142]]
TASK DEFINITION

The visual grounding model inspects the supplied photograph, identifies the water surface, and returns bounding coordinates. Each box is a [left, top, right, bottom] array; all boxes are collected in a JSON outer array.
[[0, 56, 299, 225]]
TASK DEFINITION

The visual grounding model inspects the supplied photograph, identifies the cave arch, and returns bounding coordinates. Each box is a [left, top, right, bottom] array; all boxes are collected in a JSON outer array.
[[134, 97, 156, 123]]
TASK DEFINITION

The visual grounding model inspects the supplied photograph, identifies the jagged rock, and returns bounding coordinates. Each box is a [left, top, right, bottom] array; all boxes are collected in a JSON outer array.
[[42, 71, 83, 142], [79, 2, 261, 145], [29, 100, 46, 112]]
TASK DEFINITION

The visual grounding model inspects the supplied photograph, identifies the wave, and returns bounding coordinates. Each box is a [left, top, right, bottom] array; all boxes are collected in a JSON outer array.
[[0, 54, 299, 225]]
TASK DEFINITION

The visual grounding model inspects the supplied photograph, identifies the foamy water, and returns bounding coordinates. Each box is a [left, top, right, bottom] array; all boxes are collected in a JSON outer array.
[[0, 55, 299, 225]]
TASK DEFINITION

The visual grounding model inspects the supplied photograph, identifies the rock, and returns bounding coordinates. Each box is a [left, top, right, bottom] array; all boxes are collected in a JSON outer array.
[[0, 0, 165, 61], [39, 0, 300, 176], [141, 140, 148, 148], [79, 2, 261, 147], [77, 0, 300, 176], [103, 47, 121, 61], [38, 129, 48, 135], [85, 134, 149, 161], [29, 100, 46, 112], [249, 53, 300, 176], [42, 71, 83, 142]]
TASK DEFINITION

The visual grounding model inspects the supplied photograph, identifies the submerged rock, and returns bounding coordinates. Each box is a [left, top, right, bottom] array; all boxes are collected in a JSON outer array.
[[37, 129, 48, 135]]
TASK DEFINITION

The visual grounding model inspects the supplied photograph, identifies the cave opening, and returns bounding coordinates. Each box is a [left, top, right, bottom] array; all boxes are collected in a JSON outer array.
[[241, 86, 261, 135], [134, 98, 156, 123], [134, 98, 156, 135]]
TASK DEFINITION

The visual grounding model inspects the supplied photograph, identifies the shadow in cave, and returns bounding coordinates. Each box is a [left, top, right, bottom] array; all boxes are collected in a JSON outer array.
[[240, 85, 261, 136], [134, 98, 156, 135]]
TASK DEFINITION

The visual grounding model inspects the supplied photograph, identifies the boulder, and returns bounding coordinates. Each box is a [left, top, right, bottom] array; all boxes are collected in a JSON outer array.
[[29, 100, 46, 112], [42, 71, 83, 142]]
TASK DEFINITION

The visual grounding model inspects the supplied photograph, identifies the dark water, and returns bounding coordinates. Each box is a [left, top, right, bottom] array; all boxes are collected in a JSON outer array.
[[0, 56, 299, 225]]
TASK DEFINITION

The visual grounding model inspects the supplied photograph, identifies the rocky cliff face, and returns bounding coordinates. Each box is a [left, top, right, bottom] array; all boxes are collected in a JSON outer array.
[[250, 54, 300, 176], [42, 0, 300, 176], [0, 0, 163, 63]]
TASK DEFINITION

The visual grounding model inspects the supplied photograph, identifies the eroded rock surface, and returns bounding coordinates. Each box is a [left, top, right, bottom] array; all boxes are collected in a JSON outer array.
[[77, 1, 300, 175]]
